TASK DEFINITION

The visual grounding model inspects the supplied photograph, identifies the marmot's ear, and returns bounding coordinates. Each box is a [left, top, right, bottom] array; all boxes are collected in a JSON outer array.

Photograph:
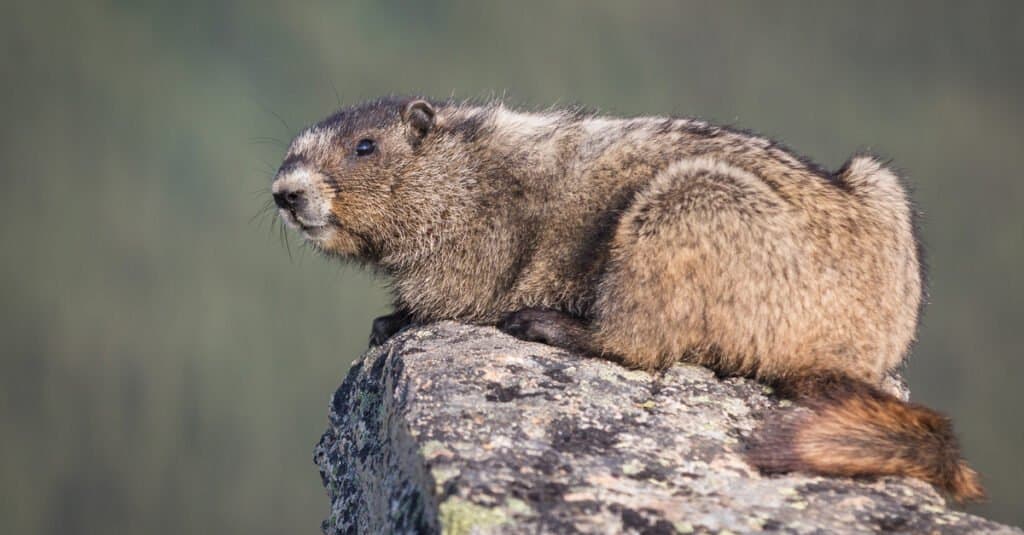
[[402, 99, 435, 140]]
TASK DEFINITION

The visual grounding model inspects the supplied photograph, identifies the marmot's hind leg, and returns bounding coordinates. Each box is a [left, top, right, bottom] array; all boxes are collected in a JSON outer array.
[[591, 158, 796, 373], [502, 158, 797, 375]]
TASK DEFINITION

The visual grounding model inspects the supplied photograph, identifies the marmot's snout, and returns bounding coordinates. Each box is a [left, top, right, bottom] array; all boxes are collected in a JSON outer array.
[[271, 165, 332, 237], [272, 186, 306, 212]]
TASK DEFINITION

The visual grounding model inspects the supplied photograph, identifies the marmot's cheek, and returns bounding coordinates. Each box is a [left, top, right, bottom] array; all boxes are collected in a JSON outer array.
[[320, 230, 363, 257], [299, 224, 331, 242]]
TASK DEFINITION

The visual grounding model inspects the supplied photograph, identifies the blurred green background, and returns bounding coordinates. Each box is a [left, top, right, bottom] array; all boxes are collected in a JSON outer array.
[[2, 1, 1021, 532]]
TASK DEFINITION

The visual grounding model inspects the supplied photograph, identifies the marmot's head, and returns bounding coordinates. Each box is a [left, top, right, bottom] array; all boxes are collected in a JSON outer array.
[[271, 97, 471, 261]]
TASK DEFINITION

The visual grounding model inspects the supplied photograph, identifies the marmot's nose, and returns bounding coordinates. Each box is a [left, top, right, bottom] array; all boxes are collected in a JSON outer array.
[[272, 188, 306, 211]]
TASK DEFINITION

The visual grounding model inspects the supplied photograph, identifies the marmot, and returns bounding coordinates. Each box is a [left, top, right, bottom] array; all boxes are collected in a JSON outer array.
[[270, 96, 983, 501]]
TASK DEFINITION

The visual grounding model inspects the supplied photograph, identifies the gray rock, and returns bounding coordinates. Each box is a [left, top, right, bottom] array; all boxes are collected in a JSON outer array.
[[314, 322, 1018, 535]]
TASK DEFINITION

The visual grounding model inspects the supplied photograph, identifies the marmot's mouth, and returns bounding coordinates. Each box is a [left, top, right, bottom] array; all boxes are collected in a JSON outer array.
[[299, 225, 329, 240], [279, 208, 330, 238]]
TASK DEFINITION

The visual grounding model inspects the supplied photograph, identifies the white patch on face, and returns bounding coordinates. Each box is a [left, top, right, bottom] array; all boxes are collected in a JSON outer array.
[[288, 127, 333, 156], [271, 165, 334, 241]]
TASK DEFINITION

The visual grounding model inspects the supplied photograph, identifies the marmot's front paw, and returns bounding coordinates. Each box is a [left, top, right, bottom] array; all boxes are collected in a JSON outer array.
[[368, 310, 413, 347]]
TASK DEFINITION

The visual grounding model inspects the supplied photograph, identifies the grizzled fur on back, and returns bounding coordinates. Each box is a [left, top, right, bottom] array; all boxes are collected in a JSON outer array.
[[270, 96, 981, 501]]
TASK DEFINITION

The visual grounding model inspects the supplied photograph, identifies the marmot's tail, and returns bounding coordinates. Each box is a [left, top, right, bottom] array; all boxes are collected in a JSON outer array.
[[745, 373, 984, 502]]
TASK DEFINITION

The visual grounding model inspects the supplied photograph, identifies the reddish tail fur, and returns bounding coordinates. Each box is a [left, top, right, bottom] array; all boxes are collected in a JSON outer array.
[[746, 373, 984, 502]]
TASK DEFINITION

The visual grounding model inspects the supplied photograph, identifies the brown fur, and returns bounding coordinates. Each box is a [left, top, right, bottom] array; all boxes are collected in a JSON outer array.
[[748, 373, 984, 502], [270, 96, 982, 501]]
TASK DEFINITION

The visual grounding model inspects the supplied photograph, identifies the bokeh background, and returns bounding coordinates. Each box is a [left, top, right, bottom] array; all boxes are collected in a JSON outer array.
[[2, 1, 1021, 532]]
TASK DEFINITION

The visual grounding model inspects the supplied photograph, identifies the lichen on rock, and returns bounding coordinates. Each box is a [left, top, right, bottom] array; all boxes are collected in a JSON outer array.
[[314, 322, 1019, 534]]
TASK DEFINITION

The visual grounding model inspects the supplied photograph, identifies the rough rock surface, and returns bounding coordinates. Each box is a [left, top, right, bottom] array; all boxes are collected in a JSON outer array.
[[314, 322, 1018, 534]]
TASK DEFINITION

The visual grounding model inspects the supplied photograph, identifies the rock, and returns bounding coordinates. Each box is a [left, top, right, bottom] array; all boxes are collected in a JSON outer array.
[[314, 322, 1019, 534]]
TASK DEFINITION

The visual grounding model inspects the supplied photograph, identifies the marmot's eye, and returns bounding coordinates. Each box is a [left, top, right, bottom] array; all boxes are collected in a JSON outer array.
[[355, 139, 376, 156]]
